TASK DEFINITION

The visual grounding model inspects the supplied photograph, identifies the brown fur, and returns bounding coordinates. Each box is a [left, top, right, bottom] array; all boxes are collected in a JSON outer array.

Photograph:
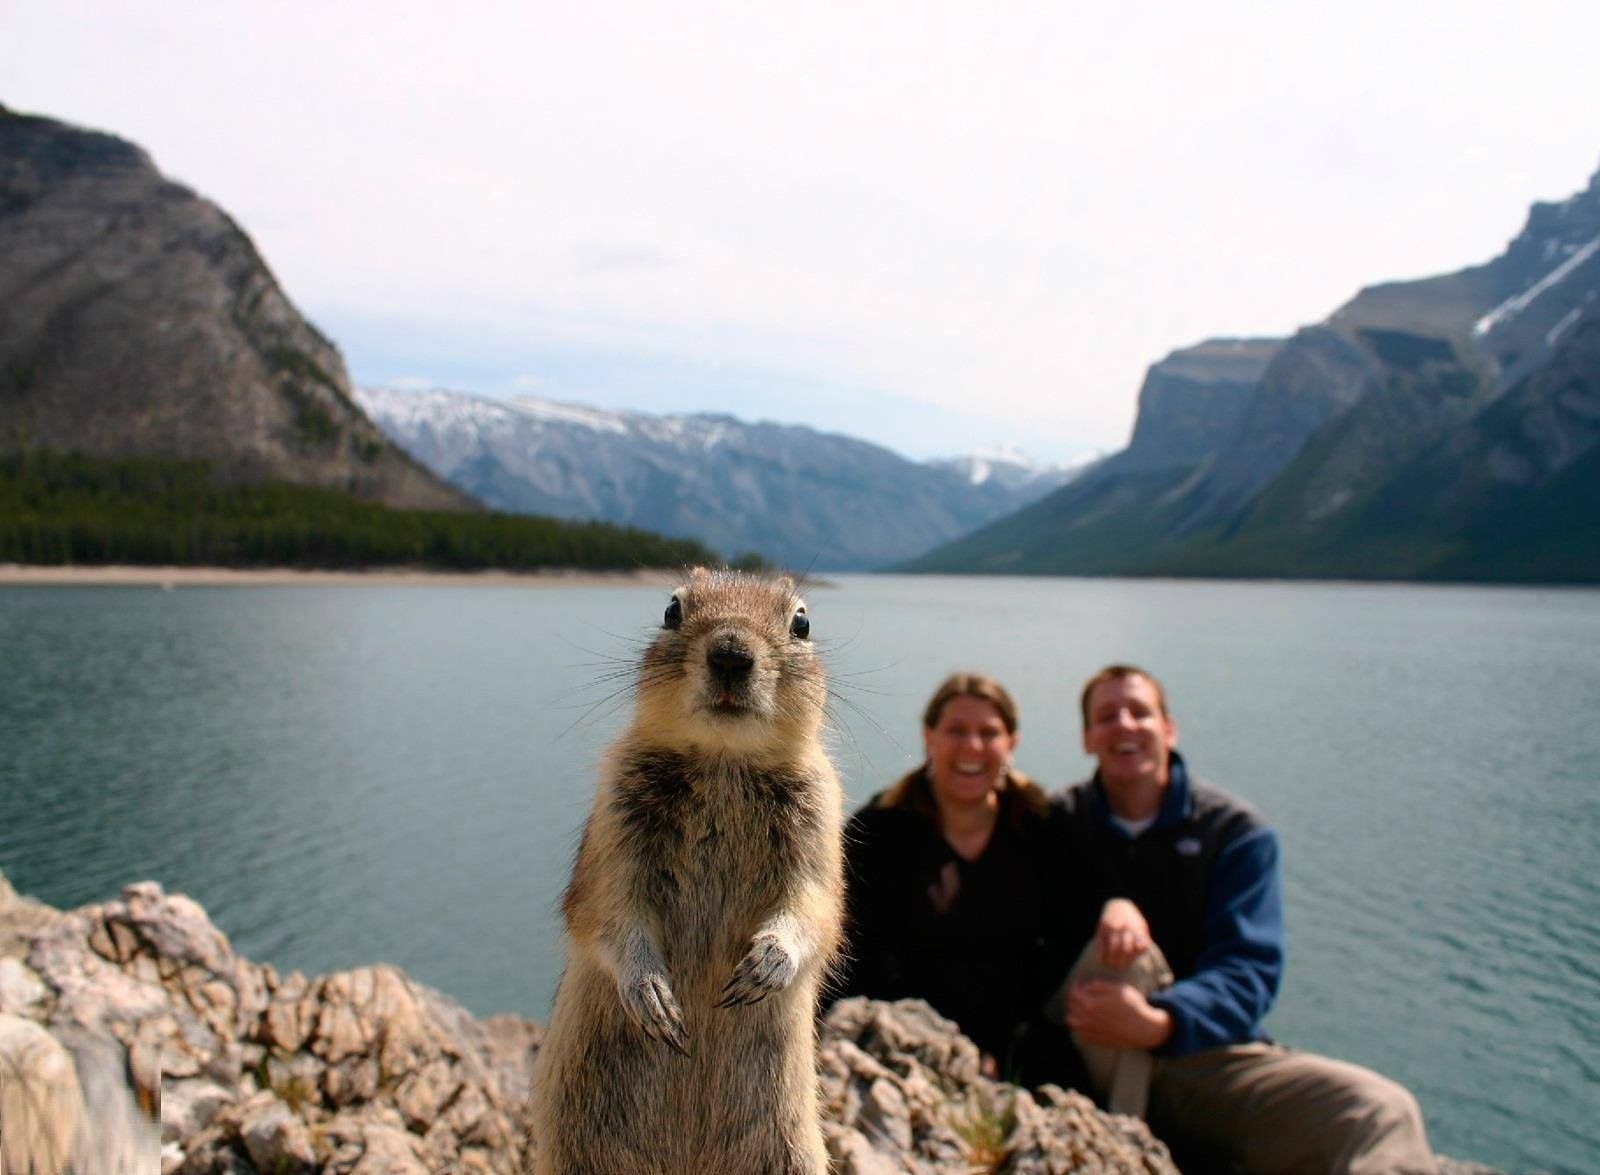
[[528, 569, 844, 1174]]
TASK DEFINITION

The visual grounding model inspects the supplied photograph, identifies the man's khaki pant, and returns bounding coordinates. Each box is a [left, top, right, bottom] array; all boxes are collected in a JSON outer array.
[[1052, 942, 1437, 1175]]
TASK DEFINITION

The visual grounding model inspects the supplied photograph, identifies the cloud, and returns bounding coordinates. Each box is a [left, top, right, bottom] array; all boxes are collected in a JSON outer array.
[[570, 243, 678, 275], [6, 1, 1600, 459]]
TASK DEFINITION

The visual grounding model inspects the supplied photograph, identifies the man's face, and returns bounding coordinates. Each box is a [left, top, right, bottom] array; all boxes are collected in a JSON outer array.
[[1082, 674, 1177, 791]]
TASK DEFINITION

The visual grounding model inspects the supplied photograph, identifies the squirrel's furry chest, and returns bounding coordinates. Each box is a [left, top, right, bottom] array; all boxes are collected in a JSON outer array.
[[608, 747, 821, 968]]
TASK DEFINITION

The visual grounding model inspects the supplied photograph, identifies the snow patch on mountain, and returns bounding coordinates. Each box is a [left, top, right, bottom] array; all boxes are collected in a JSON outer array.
[[506, 395, 630, 434], [1546, 306, 1585, 348], [926, 446, 1081, 490], [1475, 234, 1600, 337]]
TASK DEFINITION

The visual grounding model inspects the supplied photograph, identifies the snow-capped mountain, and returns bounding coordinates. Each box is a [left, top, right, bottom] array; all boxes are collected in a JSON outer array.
[[355, 388, 1078, 570], [1467, 174, 1600, 394], [924, 446, 1087, 492], [910, 159, 1600, 583]]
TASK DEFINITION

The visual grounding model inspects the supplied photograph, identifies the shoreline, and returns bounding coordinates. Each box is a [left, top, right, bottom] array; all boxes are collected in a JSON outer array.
[[0, 563, 684, 588]]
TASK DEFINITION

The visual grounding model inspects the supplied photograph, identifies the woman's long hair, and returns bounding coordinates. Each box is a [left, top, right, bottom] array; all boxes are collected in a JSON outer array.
[[877, 671, 1048, 823]]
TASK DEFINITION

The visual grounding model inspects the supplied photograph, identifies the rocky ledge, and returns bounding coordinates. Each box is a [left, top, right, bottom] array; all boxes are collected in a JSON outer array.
[[0, 873, 1499, 1174]]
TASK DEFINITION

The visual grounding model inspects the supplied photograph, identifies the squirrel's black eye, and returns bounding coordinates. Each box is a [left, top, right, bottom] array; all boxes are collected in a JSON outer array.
[[663, 597, 683, 629], [789, 609, 810, 640]]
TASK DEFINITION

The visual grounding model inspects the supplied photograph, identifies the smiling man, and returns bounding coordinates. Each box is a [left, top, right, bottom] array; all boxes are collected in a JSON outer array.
[[1054, 664, 1437, 1175]]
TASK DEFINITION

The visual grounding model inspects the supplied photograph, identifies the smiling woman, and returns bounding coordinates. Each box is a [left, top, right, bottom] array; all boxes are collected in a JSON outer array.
[[830, 672, 1081, 1086]]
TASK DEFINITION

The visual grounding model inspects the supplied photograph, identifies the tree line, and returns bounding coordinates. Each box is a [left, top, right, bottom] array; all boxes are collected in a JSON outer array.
[[0, 452, 719, 571]]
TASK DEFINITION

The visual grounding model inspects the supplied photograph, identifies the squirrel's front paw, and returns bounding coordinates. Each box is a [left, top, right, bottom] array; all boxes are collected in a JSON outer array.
[[620, 970, 690, 1055], [716, 933, 798, 1008]]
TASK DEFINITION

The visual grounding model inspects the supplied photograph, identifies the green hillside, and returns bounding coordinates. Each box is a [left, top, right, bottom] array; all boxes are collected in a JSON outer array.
[[0, 452, 717, 571], [901, 461, 1200, 575], [1153, 443, 1600, 584]]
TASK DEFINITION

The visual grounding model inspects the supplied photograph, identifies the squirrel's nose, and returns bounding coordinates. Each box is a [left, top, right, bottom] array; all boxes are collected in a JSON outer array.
[[707, 640, 754, 684]]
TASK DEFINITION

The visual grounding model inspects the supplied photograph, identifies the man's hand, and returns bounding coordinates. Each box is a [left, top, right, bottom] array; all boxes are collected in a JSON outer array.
[[1067, 980, 1173, 1050], [1095, 898, 1151, 968]]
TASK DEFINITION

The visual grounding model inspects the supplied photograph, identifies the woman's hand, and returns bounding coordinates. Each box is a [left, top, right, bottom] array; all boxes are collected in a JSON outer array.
[[1095, 898, 1150, 969]]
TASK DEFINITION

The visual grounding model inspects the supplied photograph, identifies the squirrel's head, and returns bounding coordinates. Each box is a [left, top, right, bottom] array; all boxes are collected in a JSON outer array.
[[633, 567, 824, 758]]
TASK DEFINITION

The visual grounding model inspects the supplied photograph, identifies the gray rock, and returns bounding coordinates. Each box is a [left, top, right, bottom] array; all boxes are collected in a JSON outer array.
[[1436, 1160, 1513, 1175], [161, 1077, 236, 1141], [0, 868, 1513, 1173], [238, 1091, 317, 1171], [826, 1120, 909, 1174], [1006, 1084, 1173, 1174], [0, 955, 48, 1016], [820, 997, 1173, 1174]]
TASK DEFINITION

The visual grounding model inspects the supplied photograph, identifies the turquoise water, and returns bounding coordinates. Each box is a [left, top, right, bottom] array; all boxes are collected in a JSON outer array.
[[1, 575, 1596, 1173]]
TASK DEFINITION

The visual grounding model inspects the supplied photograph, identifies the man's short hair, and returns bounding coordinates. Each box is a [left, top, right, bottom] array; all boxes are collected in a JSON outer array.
[[1079, 664, 1170, 728]]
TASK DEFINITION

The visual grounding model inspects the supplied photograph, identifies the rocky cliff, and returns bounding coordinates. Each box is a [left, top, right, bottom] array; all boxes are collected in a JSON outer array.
[[356, 386, 1078, 571], [1116, 338, 1279, 474], [899, 338, 1281, 575], [0, 872, 1508, 1173], [0, 871, 1187, 1173], [0, 105, 471, 511], [908, 161, 1600, 582], [1193, 308, 1600, 580]]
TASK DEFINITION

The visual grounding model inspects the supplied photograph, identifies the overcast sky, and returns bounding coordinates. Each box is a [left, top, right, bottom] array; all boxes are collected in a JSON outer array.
[[5, 2, 1599, 462]]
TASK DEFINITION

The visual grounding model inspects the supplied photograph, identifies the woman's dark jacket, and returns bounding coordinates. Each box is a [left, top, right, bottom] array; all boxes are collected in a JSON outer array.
[[831, 773, 1078, 1077]]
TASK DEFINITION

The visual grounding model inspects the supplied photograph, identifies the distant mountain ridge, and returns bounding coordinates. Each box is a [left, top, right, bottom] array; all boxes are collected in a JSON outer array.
[[0, 104, 469, 511], [908, 161, 1600, 583], [926, 445, 1080, 491], [357, 386, 1078, 570]]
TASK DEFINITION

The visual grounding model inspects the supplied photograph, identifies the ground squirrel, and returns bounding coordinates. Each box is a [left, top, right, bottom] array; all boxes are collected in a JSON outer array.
[[528, 568, 844, 1174]]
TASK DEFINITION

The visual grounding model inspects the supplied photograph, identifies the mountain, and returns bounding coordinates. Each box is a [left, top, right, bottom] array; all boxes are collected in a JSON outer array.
[[1170, 307, 1600, 581], [903, 338, 1283, 574], [1113, 338, 1281, 473], [0, 104, 469, 511], [356, 387, 1077, 570], [925, 446, 1089, 493], [909, 163, 1600, 583]]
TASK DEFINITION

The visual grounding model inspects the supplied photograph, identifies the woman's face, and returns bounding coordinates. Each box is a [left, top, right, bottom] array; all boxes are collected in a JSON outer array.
[[923, 694, 1017, 810]]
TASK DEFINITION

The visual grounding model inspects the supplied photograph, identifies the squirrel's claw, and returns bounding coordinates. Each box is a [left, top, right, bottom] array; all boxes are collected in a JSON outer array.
[[717, 934, 797, 1010], [624, 971, 691, 1055]]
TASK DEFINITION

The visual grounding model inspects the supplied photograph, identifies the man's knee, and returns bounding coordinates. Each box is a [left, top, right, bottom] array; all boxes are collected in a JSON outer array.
[[1065, 938, 1174, 995], [1355, 1073, 1431, 1160], [1374, 1075, 1425, 1128], [1302, 1059, 1433, 1175], [1156, 1047, 1434, 1174]]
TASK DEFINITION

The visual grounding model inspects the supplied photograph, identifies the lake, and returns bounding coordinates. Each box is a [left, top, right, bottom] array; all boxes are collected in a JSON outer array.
[[1, 574, 1596, 1173]]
